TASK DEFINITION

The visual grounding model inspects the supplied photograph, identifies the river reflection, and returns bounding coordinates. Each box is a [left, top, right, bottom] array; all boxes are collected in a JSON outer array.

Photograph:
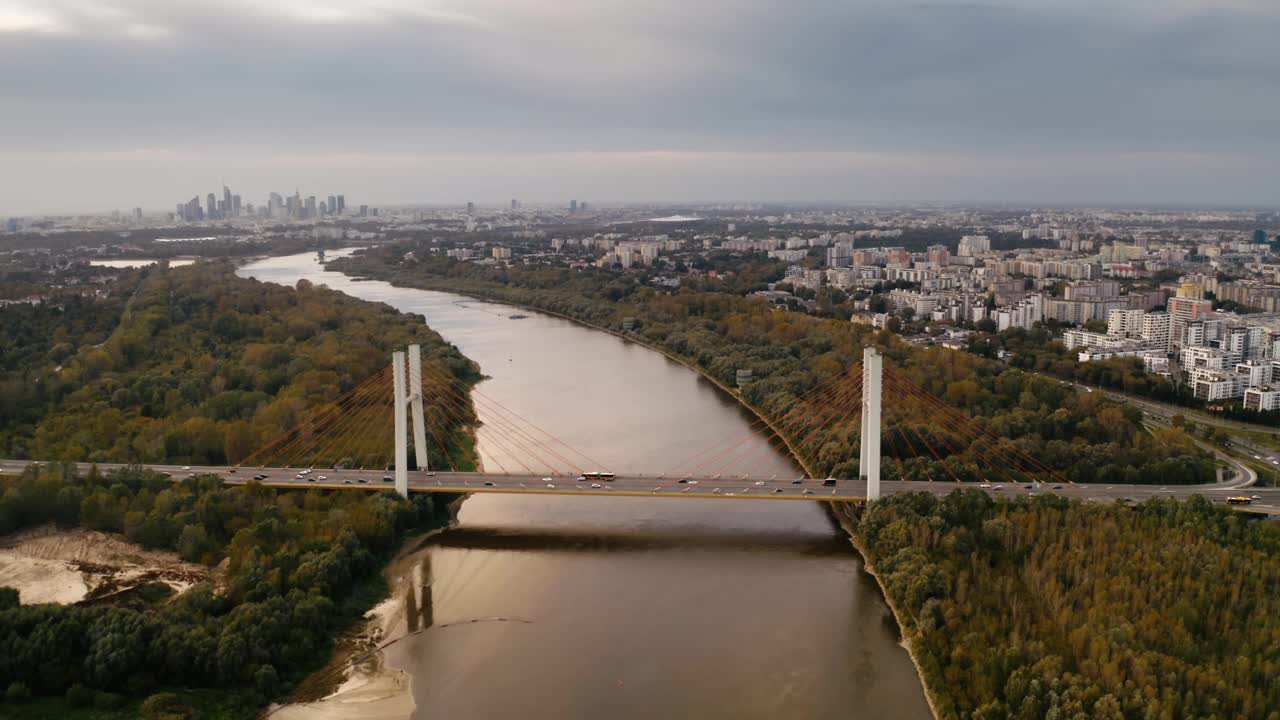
[[241, 251, 931, 720]]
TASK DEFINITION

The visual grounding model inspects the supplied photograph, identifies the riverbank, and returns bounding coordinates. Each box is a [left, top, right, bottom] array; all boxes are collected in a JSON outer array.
[[270, 495, 468, 719], [0, 525, 210, 605], [830, 503, 944, 720]]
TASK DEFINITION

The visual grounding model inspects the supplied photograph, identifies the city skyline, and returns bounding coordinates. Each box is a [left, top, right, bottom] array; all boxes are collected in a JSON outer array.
[[1, 0, 1278, 214]]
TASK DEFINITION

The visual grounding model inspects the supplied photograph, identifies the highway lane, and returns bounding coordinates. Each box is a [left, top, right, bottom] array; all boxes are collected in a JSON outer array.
[[1030, 375, 1280, 471], [3, 459, 1278, 514]]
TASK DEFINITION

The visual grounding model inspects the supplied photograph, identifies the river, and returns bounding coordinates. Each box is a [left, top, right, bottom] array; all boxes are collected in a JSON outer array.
[[240, 250, 931, 720]]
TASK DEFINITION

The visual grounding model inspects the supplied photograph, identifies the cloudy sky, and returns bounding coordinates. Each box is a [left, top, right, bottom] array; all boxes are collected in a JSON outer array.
[[1, 0, 1277, 214]]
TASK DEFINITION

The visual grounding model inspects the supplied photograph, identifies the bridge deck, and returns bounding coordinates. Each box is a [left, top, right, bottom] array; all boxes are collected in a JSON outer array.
[[2, 461, 1277, 514]]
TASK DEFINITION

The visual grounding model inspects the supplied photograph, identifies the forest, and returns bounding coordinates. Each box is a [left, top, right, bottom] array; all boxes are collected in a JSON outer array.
[[855, 491, 1280, 720], [0, 462, 451, 716], [0, 261, 479, 469], [333, 247, 1216, 486], [0, 263, 479, 715]]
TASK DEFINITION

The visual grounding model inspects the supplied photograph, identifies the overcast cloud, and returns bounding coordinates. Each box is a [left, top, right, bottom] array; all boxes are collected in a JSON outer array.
[[1, 0, 1277, 213]]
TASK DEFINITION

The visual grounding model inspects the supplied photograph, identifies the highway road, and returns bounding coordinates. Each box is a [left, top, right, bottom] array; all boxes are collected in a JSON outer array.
[[3, 459, 1278, 516], [1050, 376, 1280, 477]]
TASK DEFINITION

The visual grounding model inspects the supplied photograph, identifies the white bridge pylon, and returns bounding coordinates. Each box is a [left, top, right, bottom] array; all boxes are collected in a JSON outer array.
[[859, 347, 882, 501], [393, 345, 431, 499]]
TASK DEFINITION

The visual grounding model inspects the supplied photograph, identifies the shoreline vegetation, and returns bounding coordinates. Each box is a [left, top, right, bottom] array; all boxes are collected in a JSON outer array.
[[831, 503, 944, 720], [0, 264, 484, 718], [328, 247, 1278, 719]]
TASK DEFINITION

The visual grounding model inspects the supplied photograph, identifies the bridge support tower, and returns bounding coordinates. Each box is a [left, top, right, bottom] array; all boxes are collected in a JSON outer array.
[[859, 347, 882, 501], [393, 351, 409, 498], [393, 345, 432, 499], [408, 344, 429, 472]]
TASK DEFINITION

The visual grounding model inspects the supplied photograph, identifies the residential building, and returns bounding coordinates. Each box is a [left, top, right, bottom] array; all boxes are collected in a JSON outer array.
[[1244, 386, 1280, 412]]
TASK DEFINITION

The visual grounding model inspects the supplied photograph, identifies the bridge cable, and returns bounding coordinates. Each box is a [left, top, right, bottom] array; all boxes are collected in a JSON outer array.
[[415, 372, 538, 475], [725, 372, 865, 479], [727, 373, 866, 475], [878, 373, 1005, 481], [880, 397, 967, 484], [785, 380, 866, 477], [417, 368, 561, 474], [252, 367, 393, 469], [662, 366, 859, 475], [669, 367, 861, 477], [883, 369, 1071, 485], [885, 367, 1072, 482], [420, 364, 601, 473], [306, 387, 395, 470], [885, 368, 1024, 481], [286, 379, 393, 468]]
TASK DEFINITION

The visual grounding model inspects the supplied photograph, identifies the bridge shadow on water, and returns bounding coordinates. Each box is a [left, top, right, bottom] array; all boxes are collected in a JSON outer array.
[[429, 526, 853, 557]]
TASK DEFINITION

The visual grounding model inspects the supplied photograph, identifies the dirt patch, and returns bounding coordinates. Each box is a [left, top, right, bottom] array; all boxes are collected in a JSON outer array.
[[0, 525, 211, 605]]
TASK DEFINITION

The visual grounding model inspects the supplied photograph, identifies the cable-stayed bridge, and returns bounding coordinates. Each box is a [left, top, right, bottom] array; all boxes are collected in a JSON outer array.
[[4, 345, 1274, 512]]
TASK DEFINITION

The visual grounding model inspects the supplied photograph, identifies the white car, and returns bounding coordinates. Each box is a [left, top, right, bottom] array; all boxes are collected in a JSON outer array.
[[591, 483, 602, 489], [754, 481, 765, 486], [182, 466, 191, 470], [546, 483, 555, 489], [318, 475, 328, 481], [542, 477, 553, 482], [687, 480, 699, 485], [979, 483, 991, 488]]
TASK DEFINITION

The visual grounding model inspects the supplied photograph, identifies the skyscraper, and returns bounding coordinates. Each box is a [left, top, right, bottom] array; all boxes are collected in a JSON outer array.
[[511, 198, 518, 210], [232, 195, 241, 217], [206, 193, 217, 219], [327, 195, 337, 215], [222, 185, 232, 217], [466, 201, 475, 215], [336, 195, 345, 214], [570, 199, 578, 213]]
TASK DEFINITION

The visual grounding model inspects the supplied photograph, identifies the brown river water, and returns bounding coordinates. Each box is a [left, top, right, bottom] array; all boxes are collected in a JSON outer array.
[[242, 251, 931, 720]]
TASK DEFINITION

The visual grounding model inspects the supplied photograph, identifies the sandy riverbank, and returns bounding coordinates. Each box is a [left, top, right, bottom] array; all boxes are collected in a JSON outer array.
[[266, 593, 416, 720], [269, 506, 463, 720], [0, 525, 209, 605]]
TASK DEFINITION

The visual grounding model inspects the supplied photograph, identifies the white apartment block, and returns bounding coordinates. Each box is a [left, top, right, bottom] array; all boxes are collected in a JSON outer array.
[[1107, 309, 1145, 337], [1140, 313, 1172, 352], [1244, 386, 1280, 412], [995, 294, 1044, 331], [958, 235, 991, 256], [1193, 371, 1244, 402]]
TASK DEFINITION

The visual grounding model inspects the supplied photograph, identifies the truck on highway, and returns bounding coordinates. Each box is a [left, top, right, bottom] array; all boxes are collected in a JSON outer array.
[[1227, 496, 1252, 505]]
